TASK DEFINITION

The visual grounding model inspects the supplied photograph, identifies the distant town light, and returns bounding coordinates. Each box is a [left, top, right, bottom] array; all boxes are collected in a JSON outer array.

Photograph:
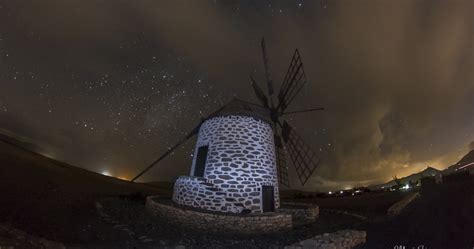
[[101, 171, 110, 176], [402, 184, 410, 190], [340, 190, 344, 194], [328, 191, 332, 195]]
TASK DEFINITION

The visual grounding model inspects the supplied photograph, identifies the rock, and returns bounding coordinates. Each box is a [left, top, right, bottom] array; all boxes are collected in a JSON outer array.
[[37, 238, 66, 249], [95, 202, 103, 209], [300, 239, 318, 247], [287, 229, 366, 249], [388, 192, 420, 216]]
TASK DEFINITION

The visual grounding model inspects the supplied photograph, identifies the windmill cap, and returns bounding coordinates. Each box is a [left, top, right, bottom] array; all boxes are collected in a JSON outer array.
[[206, 98, 272, 124]]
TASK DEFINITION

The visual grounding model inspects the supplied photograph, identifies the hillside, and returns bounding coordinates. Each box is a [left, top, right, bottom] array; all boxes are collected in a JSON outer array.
[[445, 150, 474, 173], [372, 166, 441, 189], [369, 150, 474, 190], [0, 138, 163, 244]]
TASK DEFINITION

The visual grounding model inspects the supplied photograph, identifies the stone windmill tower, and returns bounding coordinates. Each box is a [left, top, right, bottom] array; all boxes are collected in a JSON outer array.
[[132, 38, 324, 214]]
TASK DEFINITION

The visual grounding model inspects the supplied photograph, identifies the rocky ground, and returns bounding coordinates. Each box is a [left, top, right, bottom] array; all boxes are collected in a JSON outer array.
[[284, 230, 366, 249], [90, 195, 364, 249], [0, 223, 65, 249], [0, 195, 365, 248], [2, 183, 473, 249]]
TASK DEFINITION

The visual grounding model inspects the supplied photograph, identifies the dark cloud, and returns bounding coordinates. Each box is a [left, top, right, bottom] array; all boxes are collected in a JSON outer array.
[[1, 0, 473, 190]]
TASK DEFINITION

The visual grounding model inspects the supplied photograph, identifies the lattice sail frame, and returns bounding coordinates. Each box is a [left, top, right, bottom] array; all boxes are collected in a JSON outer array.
[[281, 121, 320, 185], [250, 76, 269, 108], [278, 49, 307, 112], [249, 39, 324, 187]]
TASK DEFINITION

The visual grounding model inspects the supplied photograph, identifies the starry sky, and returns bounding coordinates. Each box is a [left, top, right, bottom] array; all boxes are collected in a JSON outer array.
[[0, 0, 473, 191]]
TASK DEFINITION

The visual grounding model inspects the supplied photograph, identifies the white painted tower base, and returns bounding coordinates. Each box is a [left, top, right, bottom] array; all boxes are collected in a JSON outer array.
[[173, 115, 279, 213]]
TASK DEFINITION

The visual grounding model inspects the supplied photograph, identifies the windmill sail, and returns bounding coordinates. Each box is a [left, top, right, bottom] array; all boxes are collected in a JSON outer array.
[[282, 107, 324, 115], [131, 123, 201, 182], [250, 76, 269, 108], [277, 49, 307, 112], [281, 121, 321, 185], [261, 38, 274, 98]]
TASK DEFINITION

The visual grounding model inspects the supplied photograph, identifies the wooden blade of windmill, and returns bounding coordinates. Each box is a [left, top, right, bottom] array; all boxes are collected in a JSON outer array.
[[249, 75, 269, 108], [277, 49, 307, 113], [131, 123, 201, 182], [274, 133, 290, 187], [131, 102, 233, 182], [261, 38, 275, 100], [282, 107, 324, 115], [280, 120, 321, 186]]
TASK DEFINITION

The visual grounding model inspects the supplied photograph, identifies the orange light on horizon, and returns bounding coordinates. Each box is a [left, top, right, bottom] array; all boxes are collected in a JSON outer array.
[[117, 175, 130, 181]]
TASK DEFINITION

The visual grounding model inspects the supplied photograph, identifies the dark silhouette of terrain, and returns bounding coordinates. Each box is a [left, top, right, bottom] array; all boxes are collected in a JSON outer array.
[[363, 175, 474, 249], [371, 166, 441, 190], [0, 138, 162, 245]]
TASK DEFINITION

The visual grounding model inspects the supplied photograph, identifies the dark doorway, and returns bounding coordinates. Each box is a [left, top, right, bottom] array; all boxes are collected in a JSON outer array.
[[194, 145, 208, 177], [262, 185, 275, 212]]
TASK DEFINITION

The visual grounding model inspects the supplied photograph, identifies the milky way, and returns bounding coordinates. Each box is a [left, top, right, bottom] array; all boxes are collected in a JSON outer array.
[[0, 0, 473, 190]]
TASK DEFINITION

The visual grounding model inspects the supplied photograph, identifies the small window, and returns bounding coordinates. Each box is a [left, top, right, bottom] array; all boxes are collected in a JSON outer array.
[[194, 145, 209, 177]]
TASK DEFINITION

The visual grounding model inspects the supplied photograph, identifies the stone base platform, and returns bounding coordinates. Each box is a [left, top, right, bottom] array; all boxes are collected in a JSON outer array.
[[146, 196, 293, 234], [279, 202, 319, 225]]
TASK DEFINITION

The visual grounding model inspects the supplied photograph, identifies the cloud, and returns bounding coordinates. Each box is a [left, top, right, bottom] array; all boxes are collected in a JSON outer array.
[[1, 0, 473, 189], [123, 1, 474, 188]]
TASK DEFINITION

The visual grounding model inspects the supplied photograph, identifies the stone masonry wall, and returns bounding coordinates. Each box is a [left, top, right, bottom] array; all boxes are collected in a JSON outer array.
[[147, 196, 292, 234], [174, 115, 279, 213], [173, 176, 244, 213], [278, 203, 319, 225]]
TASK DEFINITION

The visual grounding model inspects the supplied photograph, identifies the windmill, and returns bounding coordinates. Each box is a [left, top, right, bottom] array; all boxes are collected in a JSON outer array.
[[132, 38, 324, 187], [131, 38, 323, 213], [249, 38, 324, 187]]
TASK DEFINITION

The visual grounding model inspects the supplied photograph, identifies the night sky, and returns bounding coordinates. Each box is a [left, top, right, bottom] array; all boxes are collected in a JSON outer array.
[[1, 0, 473, 191]]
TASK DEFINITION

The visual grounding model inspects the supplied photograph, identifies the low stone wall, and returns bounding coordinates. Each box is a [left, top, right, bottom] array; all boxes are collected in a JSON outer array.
[[279, 202, 319, 225], [387, 192, 420, 216], [285, 230, 366, 249], [146, 196, 292, 233]]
